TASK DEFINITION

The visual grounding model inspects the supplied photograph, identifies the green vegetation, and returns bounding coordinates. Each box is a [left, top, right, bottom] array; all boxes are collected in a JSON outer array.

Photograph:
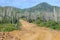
[[34, 18, 60, 30], [0, 20, 21, 32], [0, 24, 20, 32], [0, 16, 21, 32]]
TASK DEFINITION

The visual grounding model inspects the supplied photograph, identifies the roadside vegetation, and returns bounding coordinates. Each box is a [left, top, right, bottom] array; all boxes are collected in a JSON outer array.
[[0, 17, 21, 32], [33, 17, 60, 30], [0, 21, 21, 32]]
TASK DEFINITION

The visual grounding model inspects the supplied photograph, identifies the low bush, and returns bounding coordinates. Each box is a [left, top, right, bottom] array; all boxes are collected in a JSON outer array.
[[0, 23, 21, 32], [34, 19, 60, 30]]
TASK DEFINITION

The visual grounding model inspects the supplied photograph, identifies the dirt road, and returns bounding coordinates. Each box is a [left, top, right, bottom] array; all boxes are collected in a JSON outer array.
[[20, 20, 60, 40], [0, 20, 60, 40]]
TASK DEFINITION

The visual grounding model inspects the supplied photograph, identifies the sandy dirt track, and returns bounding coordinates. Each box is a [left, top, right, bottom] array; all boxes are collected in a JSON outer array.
[[0, 20, 60, 40]]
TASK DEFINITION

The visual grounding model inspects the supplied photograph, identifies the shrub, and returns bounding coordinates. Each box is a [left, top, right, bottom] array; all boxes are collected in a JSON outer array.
[[27, 19, 34, 23], [0, 24, 21, 32], [35, 18, 60, 30]]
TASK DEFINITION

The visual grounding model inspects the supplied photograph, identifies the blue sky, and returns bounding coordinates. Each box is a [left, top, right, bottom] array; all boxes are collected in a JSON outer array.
[[0, 0, 60, 9]]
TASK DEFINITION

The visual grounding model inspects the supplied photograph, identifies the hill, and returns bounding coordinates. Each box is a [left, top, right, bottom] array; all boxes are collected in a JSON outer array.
[[0, 2, 60, 21]]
